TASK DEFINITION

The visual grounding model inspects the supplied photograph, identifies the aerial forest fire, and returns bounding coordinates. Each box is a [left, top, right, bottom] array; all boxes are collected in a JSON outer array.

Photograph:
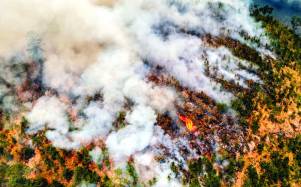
[[0, 0, 301, 186]]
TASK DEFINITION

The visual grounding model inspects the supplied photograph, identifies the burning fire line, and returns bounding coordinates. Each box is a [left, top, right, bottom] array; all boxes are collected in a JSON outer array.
[[178, 114, 196, 132]]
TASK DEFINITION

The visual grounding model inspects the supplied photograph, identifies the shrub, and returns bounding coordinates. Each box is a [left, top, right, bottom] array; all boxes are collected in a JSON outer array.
[[63, 168, 73, 181], [126, 162, 139, 185], [21, 147, 35, 161], [74, 166, 100, 185], [216, 103, 227, 113]]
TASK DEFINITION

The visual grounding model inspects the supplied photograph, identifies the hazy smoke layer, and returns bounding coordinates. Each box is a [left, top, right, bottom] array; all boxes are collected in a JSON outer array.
[[0, 0, 266, 184]]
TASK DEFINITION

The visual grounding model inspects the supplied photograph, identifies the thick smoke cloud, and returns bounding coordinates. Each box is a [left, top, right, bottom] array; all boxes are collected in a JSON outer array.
[[106, 105, 157, 162], [0, 0, 267, 184]]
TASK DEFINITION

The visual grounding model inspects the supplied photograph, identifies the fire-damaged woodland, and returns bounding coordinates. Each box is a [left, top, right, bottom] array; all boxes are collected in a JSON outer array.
[[0, 0, 301, 186]]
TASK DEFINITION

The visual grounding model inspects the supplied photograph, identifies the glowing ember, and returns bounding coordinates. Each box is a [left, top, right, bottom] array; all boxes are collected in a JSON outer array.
[[178, 115, 196, 132]]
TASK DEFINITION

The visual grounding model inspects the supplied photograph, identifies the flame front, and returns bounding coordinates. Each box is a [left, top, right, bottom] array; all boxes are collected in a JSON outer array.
[[178, 115, 195, 132]]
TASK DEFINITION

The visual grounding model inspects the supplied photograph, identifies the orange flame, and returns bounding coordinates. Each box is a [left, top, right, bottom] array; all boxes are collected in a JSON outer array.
[[178, 115, 196, 132]]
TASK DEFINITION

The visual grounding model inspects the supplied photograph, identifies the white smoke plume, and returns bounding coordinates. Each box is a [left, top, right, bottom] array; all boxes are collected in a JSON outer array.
[[0, 0, 267, 184], [89, 146, 103, 164], [134, 152, 182, 187]]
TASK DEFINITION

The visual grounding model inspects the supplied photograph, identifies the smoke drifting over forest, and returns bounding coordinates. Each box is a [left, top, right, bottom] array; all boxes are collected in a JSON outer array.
[[0, 0, 272, 185]]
